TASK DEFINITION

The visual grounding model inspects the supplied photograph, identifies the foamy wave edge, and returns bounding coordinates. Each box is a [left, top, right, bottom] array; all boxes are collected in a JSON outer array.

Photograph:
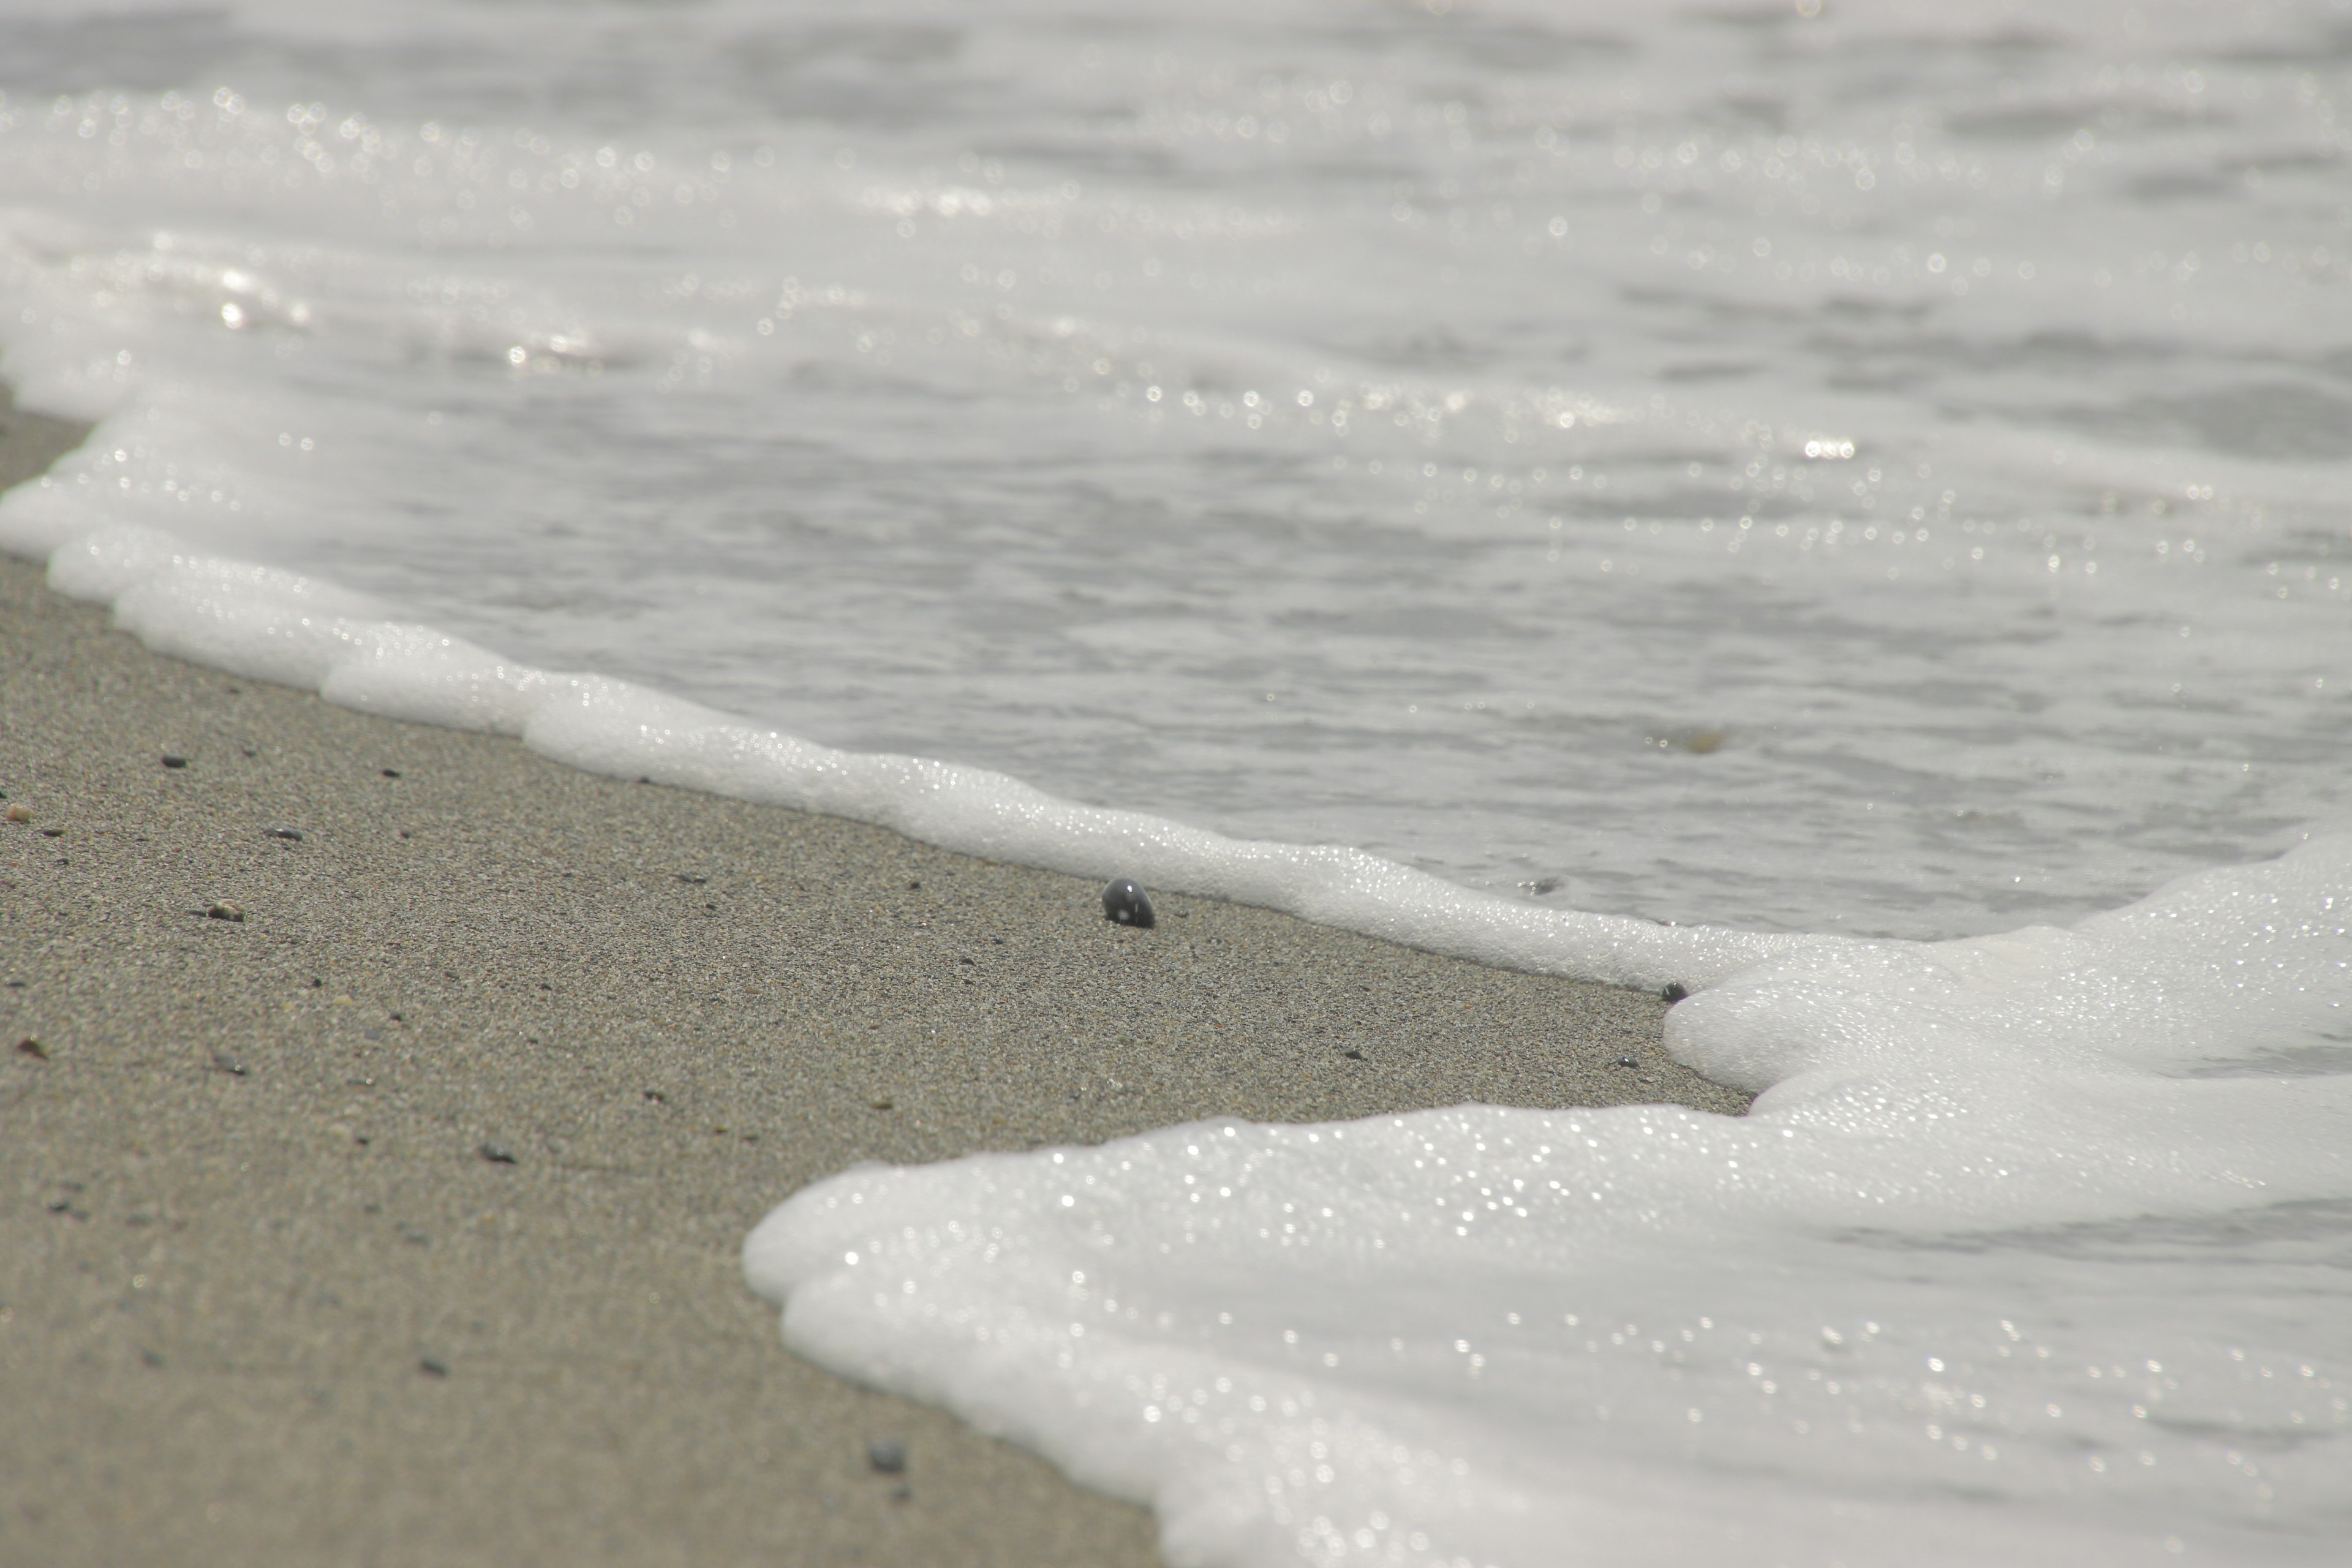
[[0, 453, 1833, 995]]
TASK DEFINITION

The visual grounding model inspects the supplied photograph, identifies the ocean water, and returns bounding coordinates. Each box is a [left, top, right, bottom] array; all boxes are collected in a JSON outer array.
[[3, 1, 2348, 1562]]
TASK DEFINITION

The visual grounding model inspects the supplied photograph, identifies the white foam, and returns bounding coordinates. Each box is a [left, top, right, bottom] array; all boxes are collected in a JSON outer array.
[[748, 838, 2352, 1566], [12, 507, 1820, 990]]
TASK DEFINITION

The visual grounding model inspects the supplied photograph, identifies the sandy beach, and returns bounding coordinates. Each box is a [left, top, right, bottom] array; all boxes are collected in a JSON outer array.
[[0, 394, 1740, 1566]]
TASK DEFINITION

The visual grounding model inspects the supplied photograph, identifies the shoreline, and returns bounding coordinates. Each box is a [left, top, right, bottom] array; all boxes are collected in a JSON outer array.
[[0, 401, 1739, 1564]]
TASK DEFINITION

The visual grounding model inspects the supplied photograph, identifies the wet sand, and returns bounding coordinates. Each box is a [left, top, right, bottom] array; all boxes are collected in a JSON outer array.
[[0, 393, 1740, 1566]]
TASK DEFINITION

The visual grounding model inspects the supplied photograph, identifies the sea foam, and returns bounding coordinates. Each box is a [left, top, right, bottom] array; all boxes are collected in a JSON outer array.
[[749, 837, 2352, 1566]]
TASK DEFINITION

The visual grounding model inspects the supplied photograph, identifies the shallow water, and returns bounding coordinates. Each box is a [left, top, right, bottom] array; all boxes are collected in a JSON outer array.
[[2, 1, 2348, 1562], [6, 0, 2349, 937]]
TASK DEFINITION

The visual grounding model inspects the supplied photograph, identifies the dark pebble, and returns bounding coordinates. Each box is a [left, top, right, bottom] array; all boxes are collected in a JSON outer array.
[[676, 873, 707, 884], [15, 1037, 48, 1061], [161, 755, 187, 769], [1101, 877, 1156, 929], [1342, 1047, 1365, 1061], [1660, 982, 1689, 1004], [867, 1438, 907, 1474], [478, 1141, 518, 1165], [1613, 1055, 1639, 1069], [209, 1050, 246, 1076], [140, 1348, 165, 1368], [418, 1357, 450, 1378], [380, 768, 401, 778], [205, 902, 246, 922], [266, 827, 303, 842]]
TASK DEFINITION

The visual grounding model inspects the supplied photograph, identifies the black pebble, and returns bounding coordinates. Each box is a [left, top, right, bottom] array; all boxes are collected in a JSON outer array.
[[381, 768, 401, 778], [1660, 982, 1689, 1004], [418, 1357, 449, 1378], [266, 827, 303, 842], [867, 1438, 907, 1474], [1101, 878, 1155, 929], [478, 1141, 518, 1165], [1613, 1055, 1639, 1069], [1342, 1047, 1365, 1061], [161, 755, 188, 769]]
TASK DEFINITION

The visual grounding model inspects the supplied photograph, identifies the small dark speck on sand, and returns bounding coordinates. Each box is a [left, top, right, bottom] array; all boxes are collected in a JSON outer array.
[[140, 1348, 165, 1368], [205, 902, 246, 922], [265, 827, 303, 842], [209, 1050, 246, 1076], [161, 754, 187, 769], [907, 878, 921, 890], [4, 980, 24, 989], [867, 1438, 907, 1474], [870, 1097, 894, 1111], [1660, 982, 1689, 1003], [39, 827, 63, 838], [1342, 1047, 1364, 1061], [642, 1088, 667, 1103], [15, 1037, 48, 1061], [478, 1142, 518, 1165], [380, 768, 401, 778], [676, 873, 707, 884], [1102, 877, 1156, 929], [418, 1357, 449, 1378], [1614, 1055, 1639, 1069]]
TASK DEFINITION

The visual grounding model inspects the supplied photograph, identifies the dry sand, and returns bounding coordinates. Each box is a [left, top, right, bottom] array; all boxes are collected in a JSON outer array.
[[0, 391, 1743, 1567]]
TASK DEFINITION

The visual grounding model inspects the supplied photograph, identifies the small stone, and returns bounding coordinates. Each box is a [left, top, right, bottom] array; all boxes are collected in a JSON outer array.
[[1660, 982, 1689, 1004], [162, 754, 188, 769], [1101, 878, 1156, 929], [870, 1097, 894, 1111], [380, 768, 401, 778], [15, 1038, 48, 1061], [676, 873, 707, 884], [867, 1438, 907, 1474], [1613, 1055, 1639, 1069], [39, 827, 64, 838], [209, 1050, 246, 1076], [205, 902, 246, 922], [478, 1141, 518, 1165], [418, 1357, 450, 1378], [265, 827, 303, 842], [3, 805, 28, 823], [1342, 1047, 1365, 1061]]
